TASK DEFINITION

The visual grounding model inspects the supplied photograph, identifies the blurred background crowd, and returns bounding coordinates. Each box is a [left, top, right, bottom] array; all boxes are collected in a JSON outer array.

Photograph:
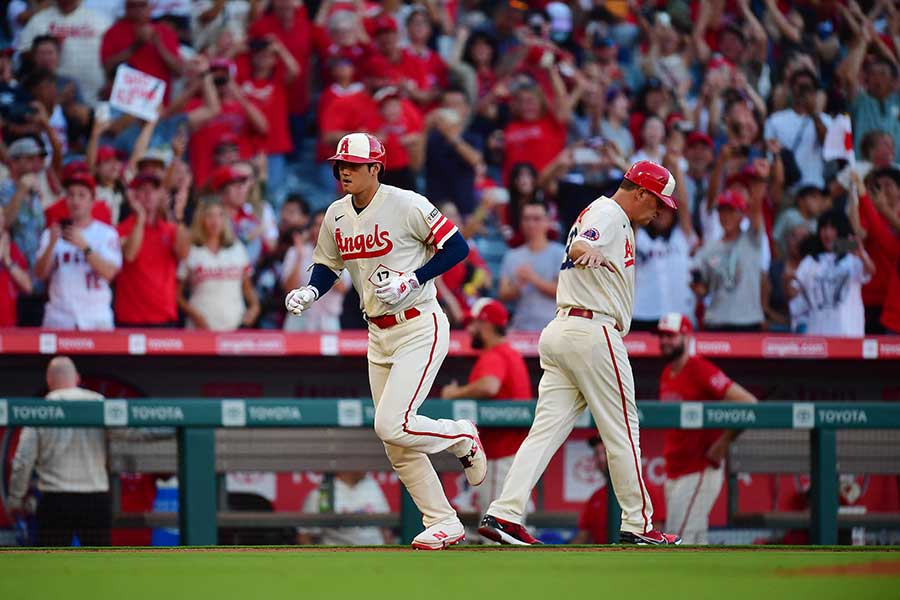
[[0, 0, 899, 336]]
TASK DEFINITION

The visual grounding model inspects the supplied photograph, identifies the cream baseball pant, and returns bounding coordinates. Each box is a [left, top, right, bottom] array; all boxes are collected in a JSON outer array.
[[664, 466, 724, 544], [368, 308, 474, 528], [477, 455, 515, 519], [488, 312, 655, 535]]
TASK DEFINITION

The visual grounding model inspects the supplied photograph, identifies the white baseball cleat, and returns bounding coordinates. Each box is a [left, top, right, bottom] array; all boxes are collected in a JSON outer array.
[[458, 420, 487, 486], [411, 518, 465, 550]]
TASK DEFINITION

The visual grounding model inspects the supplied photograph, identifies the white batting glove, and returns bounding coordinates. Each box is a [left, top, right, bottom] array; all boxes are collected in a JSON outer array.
[[285, 286, 318, 316], [374, 273, 420, 305]]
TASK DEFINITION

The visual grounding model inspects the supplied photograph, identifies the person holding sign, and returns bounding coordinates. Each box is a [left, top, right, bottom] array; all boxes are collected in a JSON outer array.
[[101, 0, 184, 102]]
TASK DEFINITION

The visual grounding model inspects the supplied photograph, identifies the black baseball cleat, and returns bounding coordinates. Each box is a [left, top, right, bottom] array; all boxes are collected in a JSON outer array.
[[478, 514, 542, 546], [619, 529, 682, 545]]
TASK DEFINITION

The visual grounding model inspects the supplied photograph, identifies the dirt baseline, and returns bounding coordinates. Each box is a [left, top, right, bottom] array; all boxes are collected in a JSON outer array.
[[2, 545, 899, 555]]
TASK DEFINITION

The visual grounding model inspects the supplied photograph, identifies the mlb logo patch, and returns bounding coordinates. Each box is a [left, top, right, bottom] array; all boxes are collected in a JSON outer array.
[[580, 228, 600, 241]]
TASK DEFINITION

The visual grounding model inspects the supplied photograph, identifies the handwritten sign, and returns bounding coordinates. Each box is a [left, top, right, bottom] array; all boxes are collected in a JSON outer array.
[[109, 64, 165, 122]]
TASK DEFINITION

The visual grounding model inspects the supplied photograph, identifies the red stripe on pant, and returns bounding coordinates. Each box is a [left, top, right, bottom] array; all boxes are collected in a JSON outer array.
[[678, 469, 706, 538], [401, 312, 474, 441], [603, 325, 649, 534]]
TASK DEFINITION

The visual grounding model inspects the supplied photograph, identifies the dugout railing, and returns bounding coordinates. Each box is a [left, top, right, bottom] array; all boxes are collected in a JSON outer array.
[[3, 398, 900, 545]]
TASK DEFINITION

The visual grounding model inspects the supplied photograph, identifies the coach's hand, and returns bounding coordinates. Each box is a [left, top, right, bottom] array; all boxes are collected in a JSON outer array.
[[375, 273, 420, 305], [571, 244, 615, 273], [285, 286, 317, 316]]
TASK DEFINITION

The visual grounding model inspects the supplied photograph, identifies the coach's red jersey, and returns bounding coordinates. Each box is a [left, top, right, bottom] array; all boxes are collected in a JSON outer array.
[[471, 342, 532, 458], [659, 355, 733, 478]]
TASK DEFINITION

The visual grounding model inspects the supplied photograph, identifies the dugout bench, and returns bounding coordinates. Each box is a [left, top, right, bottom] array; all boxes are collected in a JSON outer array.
[[108, 428, 580, 544], [727, 430, 900, 532], [3, 398, 900, 545]]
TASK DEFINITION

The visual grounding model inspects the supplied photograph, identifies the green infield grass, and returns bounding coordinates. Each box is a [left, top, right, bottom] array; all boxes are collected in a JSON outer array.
[[1, 546, 898, 600]]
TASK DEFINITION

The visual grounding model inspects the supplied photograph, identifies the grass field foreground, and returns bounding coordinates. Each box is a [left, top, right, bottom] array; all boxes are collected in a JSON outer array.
[[1, 547, 899, 600]]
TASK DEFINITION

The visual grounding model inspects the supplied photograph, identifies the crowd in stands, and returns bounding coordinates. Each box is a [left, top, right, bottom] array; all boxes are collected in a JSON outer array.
[[0, 0, 898, 337]]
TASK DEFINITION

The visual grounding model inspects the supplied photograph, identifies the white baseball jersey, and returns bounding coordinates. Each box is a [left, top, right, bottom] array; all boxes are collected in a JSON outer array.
[[39, 221, 122, 330], [18, 5, 111, 106], [633, 226, 694, 322], [178, 241, 251, 331], [557, 196, 636, 334], [790, 252, 870, 337], [312, 184, 458, 318]]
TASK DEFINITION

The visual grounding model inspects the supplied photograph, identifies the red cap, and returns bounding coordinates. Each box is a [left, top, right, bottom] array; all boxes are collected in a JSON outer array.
[[368, 13, 397, 35], [328, 132, 386, 167], [656, 312, 692, 335], [61, 160, 90, 180], [686, 131, 713, 148], [63, 171, 96, 193], [468, 298, 509, 328], [724, 164, 767, 193], [665, 113, 685, 130], [211, 164, 248, 191], [744, 164, 765, 179], [129, 173, 162, 189], [716, 189, 748, 212], [96, 145, 120, 163], [624, 160, 678, 209], [216, 131, 240, 149]]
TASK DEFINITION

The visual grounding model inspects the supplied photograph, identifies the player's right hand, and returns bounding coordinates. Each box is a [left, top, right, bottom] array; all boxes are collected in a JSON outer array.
[[285, 286, 317, 316], [572, 245, 615, 273]]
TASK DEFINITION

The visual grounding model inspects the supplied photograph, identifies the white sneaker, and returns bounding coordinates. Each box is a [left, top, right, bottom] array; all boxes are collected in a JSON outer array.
[[411, 518, 465, 550], [457, 420, 487, 487]]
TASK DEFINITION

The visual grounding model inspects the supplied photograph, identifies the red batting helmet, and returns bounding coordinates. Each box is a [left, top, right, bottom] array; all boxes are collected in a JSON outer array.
[[624, 160, 678, 209], [328, 132, 386, 180], [655, 312, 693, 335]]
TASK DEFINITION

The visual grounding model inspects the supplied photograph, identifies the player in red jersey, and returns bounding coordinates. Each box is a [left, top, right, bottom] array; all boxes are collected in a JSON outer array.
[[656, 312, 758, 544]]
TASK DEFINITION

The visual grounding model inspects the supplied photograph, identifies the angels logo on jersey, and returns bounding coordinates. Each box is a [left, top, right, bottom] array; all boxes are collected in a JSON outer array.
[[580, 228, 600, 241], [624, 238, 635, 268], [335, 224, 394, 260]]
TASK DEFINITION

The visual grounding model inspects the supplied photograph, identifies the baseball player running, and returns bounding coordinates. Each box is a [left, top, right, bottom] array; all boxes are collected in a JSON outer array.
[[479, 160, 684, 545], [655, 312, 757, 544], [285, 132, 486, 550]]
